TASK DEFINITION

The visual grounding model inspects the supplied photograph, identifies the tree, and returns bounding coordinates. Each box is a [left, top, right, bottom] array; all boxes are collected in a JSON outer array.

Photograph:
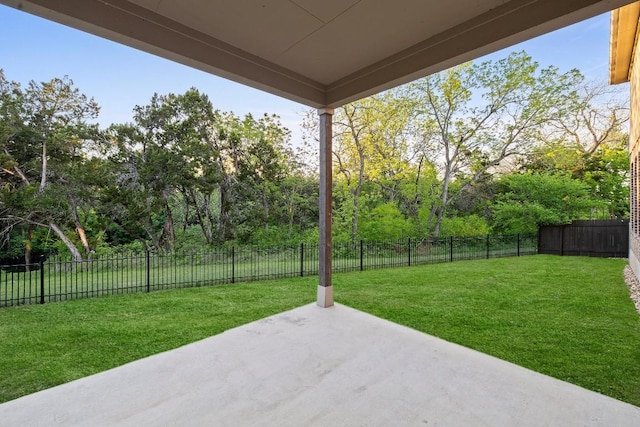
[[330, 92, 414, 241], [490, 172, 600, 235], [103, 89, 223, 249], [103, 89, 299, 248], [521, 80, 629, 218], [0, 71, 100, 262], [211, 111, 296, 244], [580, 137, 629, 218], [547, 81, 629, 155], [409, 51, 583, 237]]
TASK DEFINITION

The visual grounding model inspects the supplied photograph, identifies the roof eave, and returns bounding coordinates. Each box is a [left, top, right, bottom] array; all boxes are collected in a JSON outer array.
[[610, 2, 640, 84]]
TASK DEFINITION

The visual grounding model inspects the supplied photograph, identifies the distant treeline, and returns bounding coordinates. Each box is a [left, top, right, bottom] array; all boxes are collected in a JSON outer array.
[[0, 51, 629, 263]]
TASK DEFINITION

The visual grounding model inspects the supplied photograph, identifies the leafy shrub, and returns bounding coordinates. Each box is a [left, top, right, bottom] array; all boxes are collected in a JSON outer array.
[[359, 203, 411, 241], [490, 172, 603, 235], [439, 215, 490, 237]]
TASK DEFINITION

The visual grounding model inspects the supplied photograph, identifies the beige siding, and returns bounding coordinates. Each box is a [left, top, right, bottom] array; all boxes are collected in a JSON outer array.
[[629, 42, 640, 276]]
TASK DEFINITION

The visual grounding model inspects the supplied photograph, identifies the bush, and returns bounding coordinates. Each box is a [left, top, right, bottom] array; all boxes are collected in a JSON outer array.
[[439, 215, 490, 237], [245, 225, 319, 247], [359, 203, 410, 241], [490, 172, 602, 235]]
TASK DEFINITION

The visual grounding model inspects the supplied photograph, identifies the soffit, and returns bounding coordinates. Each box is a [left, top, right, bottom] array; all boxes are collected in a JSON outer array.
[[1, 0, 636, 107], [610, 2, 640, 84]]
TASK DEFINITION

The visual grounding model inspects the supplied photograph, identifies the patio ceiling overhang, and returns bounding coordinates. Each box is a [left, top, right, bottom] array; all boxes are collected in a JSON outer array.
[[3, 0, 636, 308], [1, 0, 636, 108]]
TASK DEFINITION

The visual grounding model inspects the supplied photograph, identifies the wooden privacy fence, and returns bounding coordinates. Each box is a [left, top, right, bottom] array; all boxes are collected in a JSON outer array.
[[538, 220, 629, 258]]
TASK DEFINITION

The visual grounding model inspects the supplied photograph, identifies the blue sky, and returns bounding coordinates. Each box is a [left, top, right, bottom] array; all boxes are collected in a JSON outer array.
[[0, 5, 623, 146]]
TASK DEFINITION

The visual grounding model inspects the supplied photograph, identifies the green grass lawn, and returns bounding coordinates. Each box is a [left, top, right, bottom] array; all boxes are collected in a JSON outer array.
[[1, 255, 638, 407], [335, 255, 640, 406]]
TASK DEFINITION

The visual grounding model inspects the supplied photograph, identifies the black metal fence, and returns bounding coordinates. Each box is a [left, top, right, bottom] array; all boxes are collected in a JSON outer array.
[[538, 220, 629, 258], [0, 234, 537, 308]]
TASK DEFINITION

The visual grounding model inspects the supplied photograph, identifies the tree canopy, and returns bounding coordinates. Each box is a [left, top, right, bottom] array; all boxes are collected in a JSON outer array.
[[0, 50, 630, 262]]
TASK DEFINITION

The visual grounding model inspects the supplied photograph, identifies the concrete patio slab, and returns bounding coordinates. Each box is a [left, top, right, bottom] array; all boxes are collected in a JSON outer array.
[[1, 303, 639, 426]]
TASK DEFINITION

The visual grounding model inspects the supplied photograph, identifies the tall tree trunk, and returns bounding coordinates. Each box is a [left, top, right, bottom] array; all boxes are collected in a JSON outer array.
[[68, 196, 91, 256], [426, 207, 436, 237], [161, 201, 176, 251], [24, 225, 34, 272], [351, 194, 360, 243], [345, 111, 367, 244], [181, 188, 190, 233], [388, 183, 396, 203], [143, 219, 162, 251], [263, 189, 269, 234], [433, 163, 453, 238], [218, 177, 233, 243], [75, 225, 90, 257], [39, 141, 48, 193], [190, 188, 213, 245], [49, 222, 83, 262], [350, 151, 365, 242], [433, 210, 444, 238], [287, 190, 295, 240], [203, 193, 217, 245]]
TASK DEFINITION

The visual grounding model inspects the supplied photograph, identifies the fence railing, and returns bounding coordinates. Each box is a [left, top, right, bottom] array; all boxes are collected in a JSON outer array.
[[0, 234, 537, 308]]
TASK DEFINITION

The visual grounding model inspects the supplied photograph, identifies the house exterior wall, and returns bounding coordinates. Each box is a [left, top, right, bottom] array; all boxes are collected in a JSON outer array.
[[611, 3, 640, 279], [629, 42, 640, 277]]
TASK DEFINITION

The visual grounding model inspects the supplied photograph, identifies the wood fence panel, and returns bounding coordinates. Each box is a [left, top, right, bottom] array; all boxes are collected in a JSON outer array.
[[538, 220, 628, 258]]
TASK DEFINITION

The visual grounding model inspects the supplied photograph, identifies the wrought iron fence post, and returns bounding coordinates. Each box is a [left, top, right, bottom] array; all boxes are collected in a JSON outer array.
[[39, 258, 45, 304], [408, 238, 411, 266], [300, 243, 304, 277], [517, 234, 521, 256], [231, 246, 235, 284], [450, 236, 454, 262], [145, 249, 150, 293], [360, 240, 364, 271]]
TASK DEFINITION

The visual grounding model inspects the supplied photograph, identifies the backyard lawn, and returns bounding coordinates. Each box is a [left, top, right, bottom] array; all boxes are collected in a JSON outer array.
[[0, 255, 638, 407]]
